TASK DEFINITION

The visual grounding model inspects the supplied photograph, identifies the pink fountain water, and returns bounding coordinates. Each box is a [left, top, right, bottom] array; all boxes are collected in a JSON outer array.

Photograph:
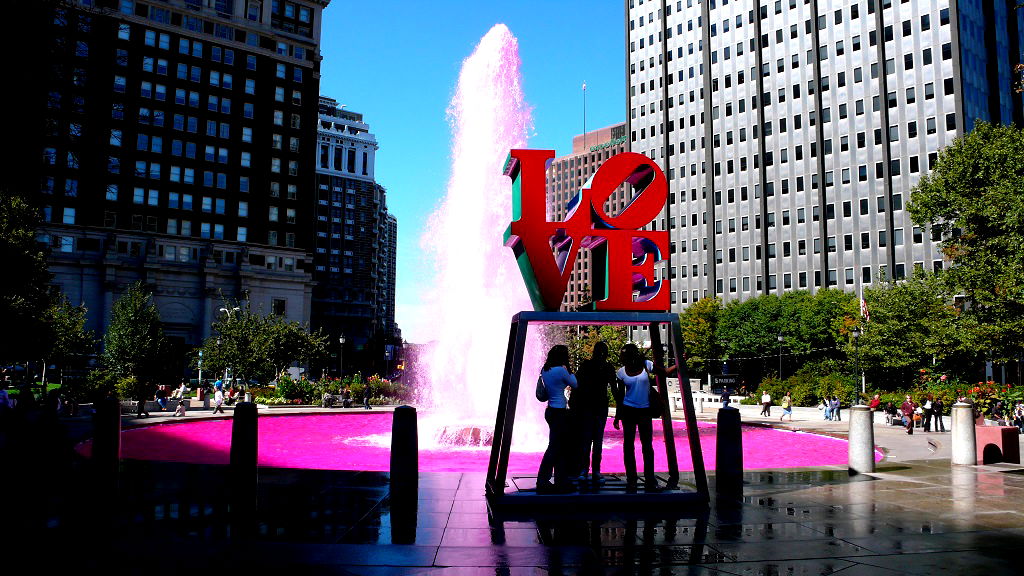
[[416, 24, 547, 451]]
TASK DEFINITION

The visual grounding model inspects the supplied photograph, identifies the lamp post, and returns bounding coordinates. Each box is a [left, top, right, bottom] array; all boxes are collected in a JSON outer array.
[[339, 334, 345, 378], [777, 333, 784, 380], [217, 308, 239, 384], [852, 327, 863, 403]]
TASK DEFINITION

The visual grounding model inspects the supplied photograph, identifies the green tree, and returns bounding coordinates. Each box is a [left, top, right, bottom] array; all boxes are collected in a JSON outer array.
[[567, 325, 628, 369], [857, 270, 960, 387], [103, 283, 166, 394], [678, 297, 722, 374], [717, 294, 783, 361], [909, 121, 1024, 361], [197, 302, 328, 386], [0, 188, 53, 363], [45, 295, 95, 386]]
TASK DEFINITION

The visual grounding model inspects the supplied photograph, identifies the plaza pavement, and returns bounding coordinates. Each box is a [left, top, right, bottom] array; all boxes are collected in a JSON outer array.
[[36, 401, 1024, 574]]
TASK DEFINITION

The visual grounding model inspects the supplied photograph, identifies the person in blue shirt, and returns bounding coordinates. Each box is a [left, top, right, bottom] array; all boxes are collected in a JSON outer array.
[[536, 345, 577, 494]]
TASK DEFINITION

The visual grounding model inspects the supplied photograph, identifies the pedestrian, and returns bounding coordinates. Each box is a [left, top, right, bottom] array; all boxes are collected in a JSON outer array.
[[823, 396, 833, 421], [536, 345, 578, 495], [613, 344, 672, 493], [574, 342, 616, 488], [212, 381, 225, 414], [922, 393, 935, 432], [900, 394, 916, 435], [136, 383, 150, 418], [831, 396, 841, 422], [779, 392, 793, 422], [933, 397, 946, 432], [363, 386, 372, 409], [760, 390, 772, 417]]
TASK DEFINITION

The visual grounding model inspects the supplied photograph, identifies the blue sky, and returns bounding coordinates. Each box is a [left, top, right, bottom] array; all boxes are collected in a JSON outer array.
[[320, 1, 624, 343]]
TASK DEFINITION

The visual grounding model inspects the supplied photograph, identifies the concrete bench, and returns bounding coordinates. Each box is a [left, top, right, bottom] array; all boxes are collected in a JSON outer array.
[[976, 425, 1021, 464]]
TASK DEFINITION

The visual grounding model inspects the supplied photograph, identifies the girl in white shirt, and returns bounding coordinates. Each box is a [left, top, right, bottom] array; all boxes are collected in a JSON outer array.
[[613, 343, 670, 492]]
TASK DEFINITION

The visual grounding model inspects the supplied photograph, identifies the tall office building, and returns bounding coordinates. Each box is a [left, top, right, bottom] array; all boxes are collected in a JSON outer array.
[[29, 0, 330, 367], [627, 0, 1024, 309], [313, 96, 398, 370], [544, 123, 628, 310]]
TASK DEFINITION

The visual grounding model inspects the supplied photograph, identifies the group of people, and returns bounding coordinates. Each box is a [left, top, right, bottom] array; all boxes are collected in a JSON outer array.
[[895, 393, 946, 434], [822, 396, 843, 421], [536, 342, 676, 495], [756, 390, 793, 421], [319, 386, 371, 409]]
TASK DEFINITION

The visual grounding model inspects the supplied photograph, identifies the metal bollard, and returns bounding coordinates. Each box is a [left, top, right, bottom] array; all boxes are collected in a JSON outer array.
[[847, 405, 875, 474], [230, 402, 259, 537], [390, 406, 419, 543], [92, 395, 121, 492], [951, 402, 977, 466], [715, 406, 743, 502]]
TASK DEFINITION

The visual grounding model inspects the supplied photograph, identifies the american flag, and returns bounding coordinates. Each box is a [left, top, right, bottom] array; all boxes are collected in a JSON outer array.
[[860, 297, 870, 323]]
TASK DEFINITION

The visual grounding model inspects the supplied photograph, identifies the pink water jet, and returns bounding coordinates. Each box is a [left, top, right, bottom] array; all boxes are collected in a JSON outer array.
[[417, 24, 547, 450]]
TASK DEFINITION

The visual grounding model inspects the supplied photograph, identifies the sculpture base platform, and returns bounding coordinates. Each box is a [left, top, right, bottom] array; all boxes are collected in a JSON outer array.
[[486, 473, 708, 516]]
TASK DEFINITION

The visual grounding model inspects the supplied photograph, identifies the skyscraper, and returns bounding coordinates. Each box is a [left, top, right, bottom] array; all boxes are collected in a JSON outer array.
[[313, 96, 398, 373], [627, 0, 1024, 309], [27, 0, 330, 368]]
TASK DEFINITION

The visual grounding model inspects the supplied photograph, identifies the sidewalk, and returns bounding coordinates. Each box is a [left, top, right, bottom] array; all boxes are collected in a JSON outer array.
[[694, 402, 967, 462], [36, 401, 1024, 572]]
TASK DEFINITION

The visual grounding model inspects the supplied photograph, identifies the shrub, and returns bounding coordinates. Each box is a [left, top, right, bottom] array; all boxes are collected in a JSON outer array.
[[115, 376, 138, 400], [81, 370, 119, 402], [248, 386, 278, 400], [254, 396, 287, 405]]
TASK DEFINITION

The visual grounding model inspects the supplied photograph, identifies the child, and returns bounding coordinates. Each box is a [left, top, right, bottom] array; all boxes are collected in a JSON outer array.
[[173, 399, 187, 417]]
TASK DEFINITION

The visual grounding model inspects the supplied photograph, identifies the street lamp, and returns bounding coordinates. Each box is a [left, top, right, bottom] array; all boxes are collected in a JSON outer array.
[[852, 327, 863, 403], [777, 333, 784, 380], [339, 334, 345, 378], [218, 308, 239, 385]]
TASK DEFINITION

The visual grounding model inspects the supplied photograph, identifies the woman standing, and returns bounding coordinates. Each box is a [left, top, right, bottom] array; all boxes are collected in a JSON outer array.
[[613, 344, 666, 493], [574, 342, 616, 488], [536, 345, 578, 494], [922, 393, 935, 432]]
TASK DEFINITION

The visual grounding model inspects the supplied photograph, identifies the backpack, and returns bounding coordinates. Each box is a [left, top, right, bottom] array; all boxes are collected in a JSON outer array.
[[535, 375, 549, 402]]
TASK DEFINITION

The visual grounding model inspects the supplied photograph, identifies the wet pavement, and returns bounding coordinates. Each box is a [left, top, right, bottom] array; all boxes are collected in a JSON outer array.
[[23, 403, 1024, 574]]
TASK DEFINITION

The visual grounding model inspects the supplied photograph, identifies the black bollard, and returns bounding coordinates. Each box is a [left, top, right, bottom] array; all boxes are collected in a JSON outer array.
[[715, 406, 743, 504], [92, 395, 122, 493], [390, 405, 419, 544], [230, 402, 258, 538]]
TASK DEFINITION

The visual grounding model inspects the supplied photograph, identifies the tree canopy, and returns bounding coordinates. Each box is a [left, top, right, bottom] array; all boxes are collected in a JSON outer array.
[[909, 121, 1024, 361], [0, 188, 53, 362], [102, 282, 166, 385], [196, 302, 328, 386]]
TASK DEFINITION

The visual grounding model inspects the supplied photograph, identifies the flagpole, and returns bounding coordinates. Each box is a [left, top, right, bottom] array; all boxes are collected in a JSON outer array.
[[582, 81, 587, 151]]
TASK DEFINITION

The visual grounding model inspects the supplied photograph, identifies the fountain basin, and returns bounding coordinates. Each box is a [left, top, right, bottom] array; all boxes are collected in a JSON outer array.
[[77, 412, 882, 472]]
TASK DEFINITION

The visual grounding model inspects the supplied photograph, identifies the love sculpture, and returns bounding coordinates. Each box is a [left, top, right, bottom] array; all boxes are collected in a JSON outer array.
[[485, 149, 709, 511], [503, 149, 669, 311]]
